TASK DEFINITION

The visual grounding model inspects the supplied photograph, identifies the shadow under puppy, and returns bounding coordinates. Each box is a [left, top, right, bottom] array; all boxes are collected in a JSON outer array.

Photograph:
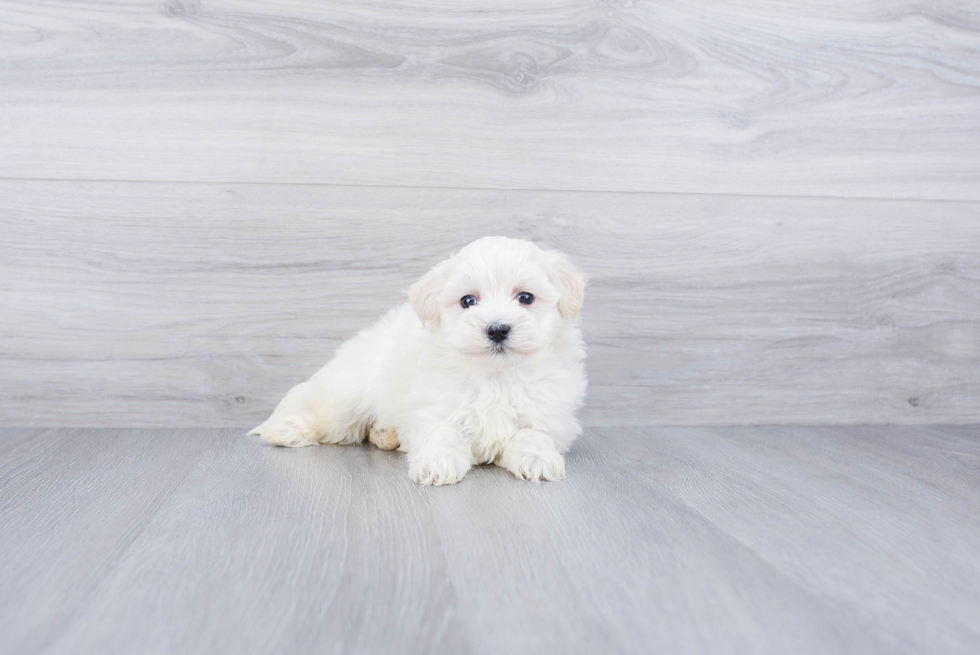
[[250, 236, 588, 486]]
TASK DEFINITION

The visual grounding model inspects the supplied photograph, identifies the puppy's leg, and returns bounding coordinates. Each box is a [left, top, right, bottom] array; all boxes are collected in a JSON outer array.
[[496, 428, 565, 482], [249, 311, 405, 448], [248, 375, 368, 448], [406, 421, 472, 486]]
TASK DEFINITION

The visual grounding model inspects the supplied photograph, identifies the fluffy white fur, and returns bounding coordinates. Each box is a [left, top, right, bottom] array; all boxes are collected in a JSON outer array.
[[249, 236, 588, 486]]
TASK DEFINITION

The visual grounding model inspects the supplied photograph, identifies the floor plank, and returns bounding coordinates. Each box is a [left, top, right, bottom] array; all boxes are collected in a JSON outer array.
[[2, 426, 978, 654], [1, 1, 978, 197], [600, 426, 980, 654], [424, 442, 886, 654], [3, 180, 979, 427], [38, 430, 464, 655], [0, 429, 213, 654]]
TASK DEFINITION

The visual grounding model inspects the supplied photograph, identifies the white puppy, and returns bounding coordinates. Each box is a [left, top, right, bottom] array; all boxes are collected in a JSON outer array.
[[249, 236, 588, 486]]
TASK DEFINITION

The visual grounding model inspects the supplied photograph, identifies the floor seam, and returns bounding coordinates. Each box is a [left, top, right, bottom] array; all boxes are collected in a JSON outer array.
[[0, 176, 976, 204]]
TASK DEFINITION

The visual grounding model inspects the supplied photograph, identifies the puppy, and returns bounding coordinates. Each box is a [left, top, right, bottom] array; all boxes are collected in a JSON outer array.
[[249, 236, 588, 486]]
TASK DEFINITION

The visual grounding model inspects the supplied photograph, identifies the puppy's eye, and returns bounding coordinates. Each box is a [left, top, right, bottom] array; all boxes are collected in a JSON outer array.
[[517, 292, 534, 305], [460, 295, 477, 309]]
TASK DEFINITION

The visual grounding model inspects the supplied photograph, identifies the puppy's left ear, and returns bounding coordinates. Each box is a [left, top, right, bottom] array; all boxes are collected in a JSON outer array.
[[408, 258, 451, 326], [545, 250, 588, 318]]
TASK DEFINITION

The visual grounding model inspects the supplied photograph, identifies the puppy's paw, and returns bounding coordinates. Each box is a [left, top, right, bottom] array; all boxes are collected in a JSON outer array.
[[408, 447, 471, 486], [249, 416, 321, 448], [503, 448, 565, 482], [368, 423, 400, 451]]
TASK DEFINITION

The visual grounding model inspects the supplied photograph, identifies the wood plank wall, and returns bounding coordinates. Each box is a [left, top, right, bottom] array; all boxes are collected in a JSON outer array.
[[1, 1, 978, 426]]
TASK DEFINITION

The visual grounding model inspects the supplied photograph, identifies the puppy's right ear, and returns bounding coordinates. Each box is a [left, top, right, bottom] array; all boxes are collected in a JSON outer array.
[[408, 259, 450, 326]]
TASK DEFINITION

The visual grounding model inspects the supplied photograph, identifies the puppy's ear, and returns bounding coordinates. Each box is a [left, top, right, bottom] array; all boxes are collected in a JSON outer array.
[[545, 251, 588, 318], [408, 258, 450, 326]]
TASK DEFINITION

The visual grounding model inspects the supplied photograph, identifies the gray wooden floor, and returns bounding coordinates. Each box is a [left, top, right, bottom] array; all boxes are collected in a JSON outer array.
[[2, 426, 978, 654]]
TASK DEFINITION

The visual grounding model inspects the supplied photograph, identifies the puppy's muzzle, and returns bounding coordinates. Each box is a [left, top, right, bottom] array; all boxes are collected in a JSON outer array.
[[486, 323, 511, 344]]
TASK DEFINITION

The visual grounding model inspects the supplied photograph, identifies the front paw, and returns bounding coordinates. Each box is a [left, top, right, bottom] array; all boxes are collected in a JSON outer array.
[[503, 447, 565, 482], [408, 447, 471, 486]]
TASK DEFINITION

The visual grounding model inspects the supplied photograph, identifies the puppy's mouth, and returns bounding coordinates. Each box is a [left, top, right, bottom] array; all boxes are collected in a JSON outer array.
[[487, 341, 532, 357]]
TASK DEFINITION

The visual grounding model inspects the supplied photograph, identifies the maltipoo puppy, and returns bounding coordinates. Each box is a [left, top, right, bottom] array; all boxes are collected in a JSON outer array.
[[249, 236, 587, 486]]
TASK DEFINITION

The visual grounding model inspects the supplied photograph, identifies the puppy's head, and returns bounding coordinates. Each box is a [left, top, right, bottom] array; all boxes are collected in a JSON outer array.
[[408, 237, 587, 363]]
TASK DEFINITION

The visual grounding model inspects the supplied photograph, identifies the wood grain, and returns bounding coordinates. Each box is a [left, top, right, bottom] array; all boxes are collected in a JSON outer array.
[[0, 1, 978, 198], [0, 428, 212, 654], [37, 430, 465, 655], [424, 442, 885, 654], [2, 180, 978, 427], [604, 425, 980, 653], [2, 426, 978, 653]]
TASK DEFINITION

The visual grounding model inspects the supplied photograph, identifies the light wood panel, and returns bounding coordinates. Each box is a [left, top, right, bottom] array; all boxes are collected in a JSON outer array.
[[37, 430, 464, 655], [0, 428, 213, 654], [2, 180, 978, 426], [1, 1, 978, 197], [2, 426, 978, 653]]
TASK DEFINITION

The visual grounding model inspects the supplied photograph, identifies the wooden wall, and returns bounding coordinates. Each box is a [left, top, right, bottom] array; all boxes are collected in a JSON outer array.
[[1, 1, 978, 426]]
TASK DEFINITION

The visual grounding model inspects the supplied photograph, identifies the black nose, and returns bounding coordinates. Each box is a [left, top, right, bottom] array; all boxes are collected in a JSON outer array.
[[487, 323, 511, 343]]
